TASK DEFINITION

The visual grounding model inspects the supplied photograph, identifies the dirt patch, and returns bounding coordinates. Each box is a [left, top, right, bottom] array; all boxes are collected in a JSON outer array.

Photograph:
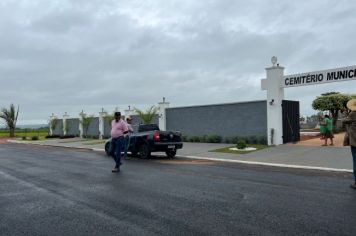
[[296, 132, 346, 147], [0, 138, 10, 144]]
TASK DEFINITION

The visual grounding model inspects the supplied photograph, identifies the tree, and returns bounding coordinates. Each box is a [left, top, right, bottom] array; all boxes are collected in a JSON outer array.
[[80, 114, 93, 138], [134, 106, 158, 124], [0, 104, 19, 137], [312, 92, 352, 126], [48, 119, 58, 135]]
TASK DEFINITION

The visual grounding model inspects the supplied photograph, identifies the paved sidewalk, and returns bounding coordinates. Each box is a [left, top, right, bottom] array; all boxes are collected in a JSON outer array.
[[7, 138, 354, 172]]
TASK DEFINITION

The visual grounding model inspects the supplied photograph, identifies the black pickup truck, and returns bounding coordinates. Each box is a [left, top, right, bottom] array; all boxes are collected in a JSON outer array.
[[105, 124, 183, 158]]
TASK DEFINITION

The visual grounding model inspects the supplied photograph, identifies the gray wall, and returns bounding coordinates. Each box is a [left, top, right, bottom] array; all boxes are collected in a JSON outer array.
[[52, 119, 63, 136], [84, 117, 99, 138], [103, 119, 112, 138], [166, 100, 267, 138], [66, 118, 79, 136]]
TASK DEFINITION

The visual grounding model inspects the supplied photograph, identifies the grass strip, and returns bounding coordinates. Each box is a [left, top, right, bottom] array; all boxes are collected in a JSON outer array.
[[210, 144, 268, 155], [82, 140, 106, 145]]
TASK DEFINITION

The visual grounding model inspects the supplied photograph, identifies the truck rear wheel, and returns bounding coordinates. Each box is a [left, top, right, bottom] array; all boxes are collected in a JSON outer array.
[[165, 150, 176, 158], [139, 143, 151, 159]]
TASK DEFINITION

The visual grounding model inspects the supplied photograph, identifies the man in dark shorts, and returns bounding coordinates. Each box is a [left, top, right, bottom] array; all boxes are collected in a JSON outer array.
[[322, 114, 334, 146]]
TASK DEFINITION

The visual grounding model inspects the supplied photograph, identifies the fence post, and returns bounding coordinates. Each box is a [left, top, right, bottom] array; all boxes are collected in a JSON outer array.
[[98, 108, 107, 140], [261, 57, 285, 145], [158, 97, 170, 131], [63, 112, 70, 136], [49, 113, 56, 136], [79, 110, 85, 138]]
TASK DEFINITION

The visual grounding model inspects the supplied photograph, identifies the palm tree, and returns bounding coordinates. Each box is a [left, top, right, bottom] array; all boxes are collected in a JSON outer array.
[[0, 104, 19, 137], [80, 114, 93, 138], [134, 106, 158, 124]]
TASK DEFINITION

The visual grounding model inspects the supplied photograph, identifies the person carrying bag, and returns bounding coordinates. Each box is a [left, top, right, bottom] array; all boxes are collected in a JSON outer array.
[[343, 99, 356, 189]]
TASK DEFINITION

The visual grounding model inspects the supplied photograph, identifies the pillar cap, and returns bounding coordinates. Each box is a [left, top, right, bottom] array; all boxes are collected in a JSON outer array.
[[266, 65, 285, 70]]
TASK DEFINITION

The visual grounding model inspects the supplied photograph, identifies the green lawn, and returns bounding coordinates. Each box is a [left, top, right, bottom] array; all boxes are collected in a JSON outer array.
[[210, 144, 268, 154], [0, 130, 48, 139], [82, 140, 106, 145]]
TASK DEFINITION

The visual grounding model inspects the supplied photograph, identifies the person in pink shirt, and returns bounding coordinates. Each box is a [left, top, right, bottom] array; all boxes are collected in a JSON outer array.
[[110, 112, 128, 172]]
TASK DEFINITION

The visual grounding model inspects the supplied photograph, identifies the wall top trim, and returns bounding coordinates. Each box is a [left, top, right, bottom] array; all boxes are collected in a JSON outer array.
[[166, 100, 267, 110]]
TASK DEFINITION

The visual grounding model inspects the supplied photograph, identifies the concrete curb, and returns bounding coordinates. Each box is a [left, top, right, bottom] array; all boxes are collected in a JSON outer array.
[[7, 140, 353, 173], [7, 140, 93, 151], [178, 155, 353, 173]]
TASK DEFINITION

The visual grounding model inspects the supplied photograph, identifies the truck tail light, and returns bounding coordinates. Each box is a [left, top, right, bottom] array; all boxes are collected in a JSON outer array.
[[153, 131, 160, 141]]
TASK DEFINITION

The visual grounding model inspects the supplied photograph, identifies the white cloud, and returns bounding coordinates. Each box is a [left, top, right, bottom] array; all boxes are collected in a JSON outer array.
[[0, 0, 355, 124]]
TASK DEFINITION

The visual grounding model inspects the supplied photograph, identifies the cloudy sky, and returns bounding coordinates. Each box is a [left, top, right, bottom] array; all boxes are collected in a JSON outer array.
[[0, 0, 355, 125]]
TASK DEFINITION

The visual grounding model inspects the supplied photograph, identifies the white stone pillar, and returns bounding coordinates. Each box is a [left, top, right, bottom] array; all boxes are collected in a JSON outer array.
[[63, 112, 70, 136], [98, 108, 107, 140], [49, 113, 56, 136], [124, 106, 136, 119], [158, 97, 170, 131], [79, 110, 85, 138], [261, 57, 285, 145]]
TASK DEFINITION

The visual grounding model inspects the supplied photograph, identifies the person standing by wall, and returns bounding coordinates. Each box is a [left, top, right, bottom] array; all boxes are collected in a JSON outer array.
[[322, 114, 334, 146], [123, 117, 134, 160], [110, 112, 128, 172], [343, 99, 356, 189]]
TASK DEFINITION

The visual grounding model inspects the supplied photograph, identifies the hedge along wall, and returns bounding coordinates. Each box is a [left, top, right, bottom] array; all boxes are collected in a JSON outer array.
[[66, 118, 80, 136], [52, 119, 63, 136], [166, 100, 267, 139]]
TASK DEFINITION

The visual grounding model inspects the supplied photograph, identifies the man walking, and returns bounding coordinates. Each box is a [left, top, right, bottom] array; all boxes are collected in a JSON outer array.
[[110, 112, 128, 172]]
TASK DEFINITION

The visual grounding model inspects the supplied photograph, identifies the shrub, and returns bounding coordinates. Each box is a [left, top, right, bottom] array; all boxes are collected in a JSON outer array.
[[206, 135, 222, 143], [45, 135, 60, 139], [60, 135, 76, 139], [31, 136, 39, 141], [257, 136, 267, 145], [231, 136, 240, 144], [22, 136, 27, 140], [200, 135, 208, 143], [224, 137, 232, 144], [247, 135, 258, 144], [236, 139, 247, 149], [182, 136, 189, 142], [189, 136, 200, 142]]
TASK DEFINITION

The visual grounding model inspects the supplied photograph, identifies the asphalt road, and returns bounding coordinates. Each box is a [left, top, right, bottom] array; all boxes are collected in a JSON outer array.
[[1, 144, 356, 236]]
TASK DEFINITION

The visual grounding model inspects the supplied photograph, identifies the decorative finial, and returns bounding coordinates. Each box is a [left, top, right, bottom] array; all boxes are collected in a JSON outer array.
[[163, 97, 166, 103], [271, 56, 278, 66]]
